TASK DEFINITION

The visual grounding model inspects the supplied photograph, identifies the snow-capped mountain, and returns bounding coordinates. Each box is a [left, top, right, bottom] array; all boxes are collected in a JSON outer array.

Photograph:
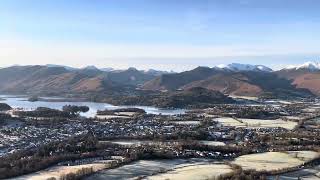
[[45, 64, 77, 71], [81, 65, 100, 71], [101, 67, 114, 72], [285, 62, 320, 71], [144, 69, 174, 76], [215, 63, 273, 72]]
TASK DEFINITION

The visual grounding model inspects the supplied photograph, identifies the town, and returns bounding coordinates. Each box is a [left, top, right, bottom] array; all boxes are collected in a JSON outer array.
[[0, 95, 320, 179]]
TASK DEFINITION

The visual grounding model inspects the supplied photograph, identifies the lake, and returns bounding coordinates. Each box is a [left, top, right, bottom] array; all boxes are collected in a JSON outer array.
[[0, 95, 185, 117]]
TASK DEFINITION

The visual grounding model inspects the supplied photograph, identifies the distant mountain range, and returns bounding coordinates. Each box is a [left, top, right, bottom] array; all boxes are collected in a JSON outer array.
[[276, 62, 320, 96], [0, 65, 160, 95], [215, 63, 273, 72], [142, 62, 320, 98], [284, 62, 320, 71], [45, 64, 173, 74], [0, 62, 319, 98]]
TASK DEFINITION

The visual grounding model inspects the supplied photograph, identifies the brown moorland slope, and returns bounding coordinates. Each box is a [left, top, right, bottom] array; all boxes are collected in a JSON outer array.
[[143, 67, 313, 98], [276, 69, 320, 96], [292, 73, 320, 96], [0, 65, 155, 95], [182, 73, 263, 97]]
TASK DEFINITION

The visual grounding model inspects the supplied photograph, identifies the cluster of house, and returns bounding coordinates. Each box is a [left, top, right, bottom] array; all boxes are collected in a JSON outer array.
[[1, 100, 319, 159]]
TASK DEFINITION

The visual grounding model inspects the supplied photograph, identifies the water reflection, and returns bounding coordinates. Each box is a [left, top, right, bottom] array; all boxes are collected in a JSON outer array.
[[0, 95, 185, 117]]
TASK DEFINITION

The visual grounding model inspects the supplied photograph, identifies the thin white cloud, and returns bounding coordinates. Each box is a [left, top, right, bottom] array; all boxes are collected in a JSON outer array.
[[0, 38, 319, 71]]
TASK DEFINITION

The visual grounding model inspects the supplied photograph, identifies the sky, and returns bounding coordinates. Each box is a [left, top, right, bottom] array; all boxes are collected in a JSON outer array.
[[0, 0, 320, 71]]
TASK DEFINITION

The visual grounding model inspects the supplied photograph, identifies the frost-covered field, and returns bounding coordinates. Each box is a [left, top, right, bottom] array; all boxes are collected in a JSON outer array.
[[214, 117, 244, 127], [233, 151, 319, 171], [100, 140, 225, 147], [146, 163, 232, 180], [12, 161, 111, 180], [170, 120, 201, 125], [199, 140, 226, 146], [96, 115, 131, 119], [229, 95, 259, 101], [214, 117, 298, 130], [144, 151, 319, 180], [13, 151, 320, 180], [269, 164, 320, 180], [86, 159, 213, 180]]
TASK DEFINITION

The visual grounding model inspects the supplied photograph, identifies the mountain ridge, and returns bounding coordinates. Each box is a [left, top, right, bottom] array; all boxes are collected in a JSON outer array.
[[0, 65, 155, 95], [142, 64, 315, 98], [216, 63, 273, 72], [0, 62, 318, 98], [284, 61, 320, 71], [276, 61, 320, 95]]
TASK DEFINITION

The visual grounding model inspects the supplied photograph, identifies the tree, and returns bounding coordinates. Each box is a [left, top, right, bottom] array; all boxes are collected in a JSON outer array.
[[28, 96, 39, 102], [0, 103, 12, 111], [62, 105, 89, 116]]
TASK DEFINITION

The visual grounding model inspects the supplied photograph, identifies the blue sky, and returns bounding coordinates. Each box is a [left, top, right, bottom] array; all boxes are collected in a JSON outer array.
[[0, 0, 320, 71]]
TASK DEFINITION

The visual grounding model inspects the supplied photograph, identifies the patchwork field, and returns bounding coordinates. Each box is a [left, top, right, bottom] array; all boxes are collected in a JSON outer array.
[[86, 159, 213, 180], [145, 151, 319, 180], [170, 120, 201, 125], [229, 95, 259, 101], [199, 140, 226, 146], [233, 151, 319, 172], [146, 163, 233, 180], [12, 161, 112, 180], [95, 115, 131, 119], [13, 151, 320, 180], [100, 140, 225, 147], [214, 117, 298, 130], [269, 164, 320, 179]]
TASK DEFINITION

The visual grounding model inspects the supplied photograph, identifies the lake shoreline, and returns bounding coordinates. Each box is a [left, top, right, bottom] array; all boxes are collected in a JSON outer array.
[[0, 95, 186, 118]]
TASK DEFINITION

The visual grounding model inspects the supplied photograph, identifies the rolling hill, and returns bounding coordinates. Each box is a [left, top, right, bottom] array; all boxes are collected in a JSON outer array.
[[0, 65, 156, 95], [0, 63, 318, 98], [276, 62, 320, 96], [142, 65, 314, 98]]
